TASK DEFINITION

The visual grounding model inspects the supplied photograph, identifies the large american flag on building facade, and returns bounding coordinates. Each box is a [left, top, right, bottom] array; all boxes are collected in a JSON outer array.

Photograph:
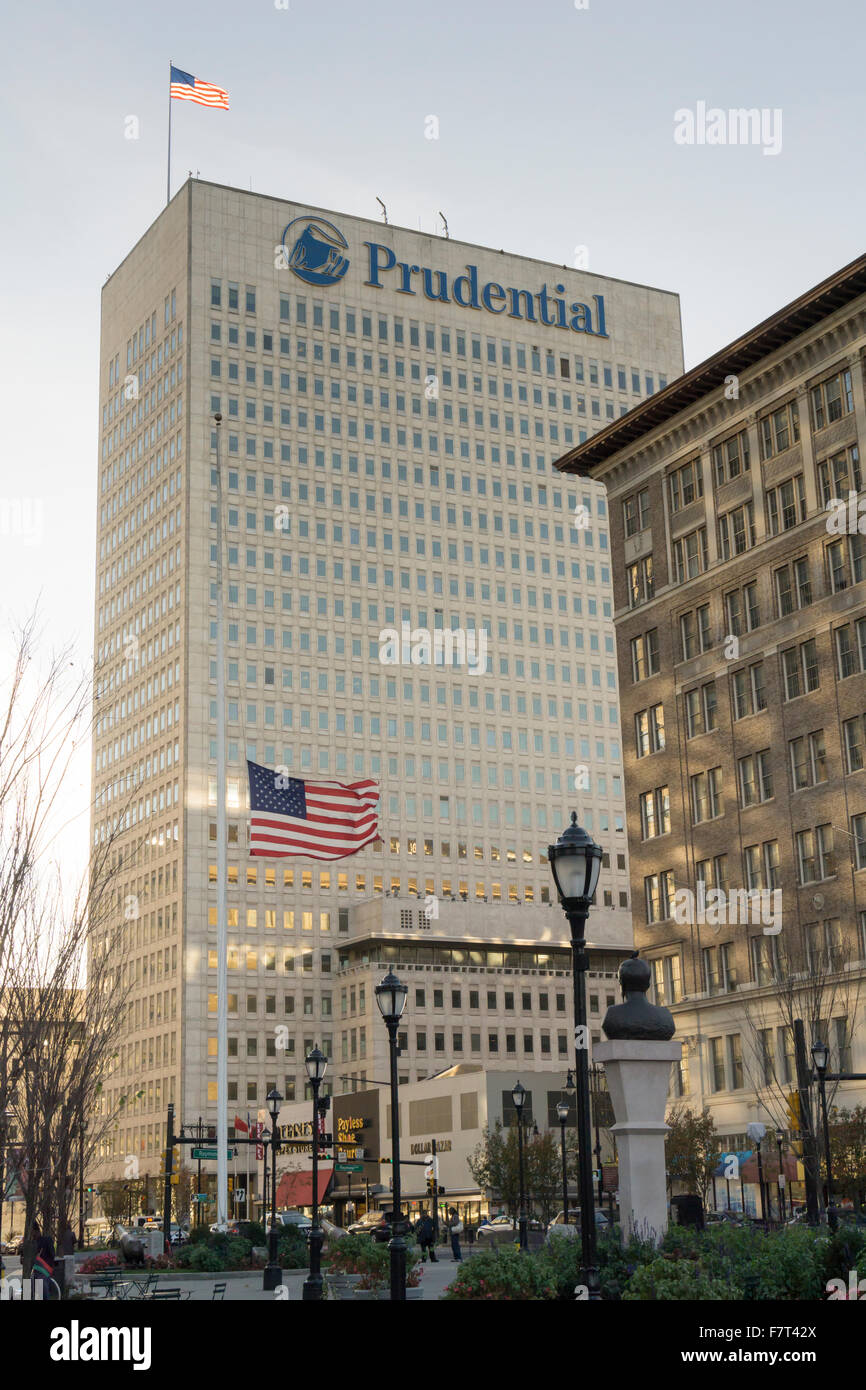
[[246, 761, 379, 860], [169, 65, 229, 109]]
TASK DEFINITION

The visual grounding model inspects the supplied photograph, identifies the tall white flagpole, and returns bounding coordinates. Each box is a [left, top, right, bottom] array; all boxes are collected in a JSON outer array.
[[167, 60, 173, 205], [214, 412, 229, 1230]]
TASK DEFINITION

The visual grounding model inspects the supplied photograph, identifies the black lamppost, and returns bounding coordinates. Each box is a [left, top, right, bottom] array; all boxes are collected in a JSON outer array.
[[375, 969, 409, 1301], [775, 1128, 786, 1223], [303, 1047, 327, 1301], [556, 1099, 570, 1225], [262, 1088, 282, 1291], [811, 1041, 837, 1232], [512, 1081, 528, 1250], [549, 812, 603, 1301]]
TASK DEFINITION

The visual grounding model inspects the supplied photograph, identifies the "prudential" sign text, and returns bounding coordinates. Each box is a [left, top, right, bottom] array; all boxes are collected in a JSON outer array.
[[364, 243, 608, 338]]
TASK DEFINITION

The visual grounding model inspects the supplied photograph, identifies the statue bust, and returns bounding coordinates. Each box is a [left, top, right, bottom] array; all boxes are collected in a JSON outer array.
[[602, 954, 675, 1041]]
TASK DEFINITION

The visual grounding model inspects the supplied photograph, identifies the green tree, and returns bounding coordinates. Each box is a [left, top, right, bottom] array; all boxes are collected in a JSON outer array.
[[665, 1105, 718, 1205], [828, 1106, 866, 1206]]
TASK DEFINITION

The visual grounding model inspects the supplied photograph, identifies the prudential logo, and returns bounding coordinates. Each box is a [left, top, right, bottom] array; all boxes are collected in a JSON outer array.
[[282, 216, 350, 287]]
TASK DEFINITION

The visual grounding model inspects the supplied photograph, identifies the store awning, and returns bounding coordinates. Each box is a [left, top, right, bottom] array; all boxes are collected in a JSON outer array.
[[276, 1166, 333, 1208]]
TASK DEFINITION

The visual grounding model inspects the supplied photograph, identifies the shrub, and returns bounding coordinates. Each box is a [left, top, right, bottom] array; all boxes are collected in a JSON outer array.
[[236, 1221, 266, 1246], [186, 1225, 210, 1245], [181, 1244, 223, 1273], [622, 1256, 739, 1301], [323, 1232, 380, 1275], [442, 1246, 557, 1301], [818, 1225, 866, 1292], [278, 1230, 309, 1269], [78, 1253, 120, 1275]]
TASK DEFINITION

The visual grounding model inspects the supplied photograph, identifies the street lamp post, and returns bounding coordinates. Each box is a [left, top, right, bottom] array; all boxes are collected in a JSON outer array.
[[557, 1099, 570, 1226], [303, 1047, 328, 1301], [513, 1082, 528, 1250], [775, 1128, 786, 1224], [811, 1041, 837, 1232], [375, 969, 409, 1301], [549, 813, 603, 1301], [262, 1088, 283, 1291]]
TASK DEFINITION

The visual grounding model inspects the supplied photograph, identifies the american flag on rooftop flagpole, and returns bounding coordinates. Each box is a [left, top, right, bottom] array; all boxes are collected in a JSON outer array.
[[169, 65, 229, 109], [246, 761, 379, 860]]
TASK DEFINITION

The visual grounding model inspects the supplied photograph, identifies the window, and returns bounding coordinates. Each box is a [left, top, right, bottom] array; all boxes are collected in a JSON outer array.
[[827, 533, 866, 592], [796, 824, 835, 883], [645, 870, 675, 923], [774, 557, 811, 616], [623, 488, 650, 537], [651, 954, 683, 1005], [811, 367, 854, 431], [843, 714, 866, 773], [732, 662, 767, 719], [743, 839, 780, 890], [712, 430, 750, 485], [718, 502, 755, 560], [627, 555, 654, 607], [760, 400, 799, 459], [725, 581, 759, 636], [639, 786, 670, 839], [781, 639, 819, 700], [680, 605, 711, 659], [818, 445, 861, 505], [738, 750, 773, 807], [684, 682, 717, 737], [691, 766, 723, 823], [709, 1037, 725, 1092], [789, 731, 827, 790], [852, 814, 866, 870], [672, 527, 708, 582], [703, 943, 737, 995], [696, 854, 728, 893], [635, 703, 665, 756], [766, 474, 806, 535], [630, 630, 659, 681], [835, 620, 866, 679], [727, 1034, 744, 1089], [668, 459, 703, 512], [751, 935, 780, 985]]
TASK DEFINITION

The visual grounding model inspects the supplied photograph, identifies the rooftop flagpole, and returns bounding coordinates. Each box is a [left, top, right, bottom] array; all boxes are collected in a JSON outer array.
[[167, 60, 172, 204]]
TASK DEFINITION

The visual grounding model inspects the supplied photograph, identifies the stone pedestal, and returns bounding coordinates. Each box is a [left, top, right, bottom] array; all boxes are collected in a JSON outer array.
[[595, 1039, 681, 1246]]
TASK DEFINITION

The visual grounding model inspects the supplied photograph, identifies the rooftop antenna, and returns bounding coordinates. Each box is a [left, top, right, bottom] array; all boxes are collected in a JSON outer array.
[[439, 211, 449, 239], [376, 197, 388, 225]]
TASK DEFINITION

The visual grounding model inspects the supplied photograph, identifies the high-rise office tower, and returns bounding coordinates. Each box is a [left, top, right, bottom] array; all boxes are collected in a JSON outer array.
[[91, 180, 683, 1185]]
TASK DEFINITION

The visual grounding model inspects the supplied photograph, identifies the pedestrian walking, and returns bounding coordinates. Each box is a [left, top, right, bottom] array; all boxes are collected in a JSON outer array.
[[416, 1212, 438, 1262], [61, 1225, 76, 1257], [31, 1222, 55, 1298], [447, 1207, 463, 1261]]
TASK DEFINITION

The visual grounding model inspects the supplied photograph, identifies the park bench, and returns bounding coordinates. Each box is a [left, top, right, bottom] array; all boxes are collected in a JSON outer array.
[[212, 1282, 226, 1301]]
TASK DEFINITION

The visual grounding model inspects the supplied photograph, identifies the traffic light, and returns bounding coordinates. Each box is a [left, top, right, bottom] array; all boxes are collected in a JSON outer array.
[[786, 1092, 801, 1132]]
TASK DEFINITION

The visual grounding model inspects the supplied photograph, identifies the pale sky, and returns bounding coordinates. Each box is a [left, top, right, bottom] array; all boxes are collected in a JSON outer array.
[[1, 0, 863, 867]]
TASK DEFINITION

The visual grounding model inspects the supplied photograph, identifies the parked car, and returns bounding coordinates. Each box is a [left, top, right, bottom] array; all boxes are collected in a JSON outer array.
[[547, 1209, 610, 1239], [476, 1214, 546, 1244], [347, 1209, 404, 1242], [275, 1210, 313, 1231]]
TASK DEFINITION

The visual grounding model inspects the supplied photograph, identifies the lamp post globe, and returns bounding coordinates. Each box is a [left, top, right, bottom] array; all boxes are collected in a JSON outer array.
[[375, 969, 408, 1025], [549, 812, 603, 1301], [302, 1047, 328, 1301]]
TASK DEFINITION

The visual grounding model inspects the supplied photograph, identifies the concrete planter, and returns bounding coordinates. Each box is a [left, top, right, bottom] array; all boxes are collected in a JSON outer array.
[[405, 1286, 423, 1300], [353, 1287, 388, 1300], [326, 1272, 362, 1300]]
